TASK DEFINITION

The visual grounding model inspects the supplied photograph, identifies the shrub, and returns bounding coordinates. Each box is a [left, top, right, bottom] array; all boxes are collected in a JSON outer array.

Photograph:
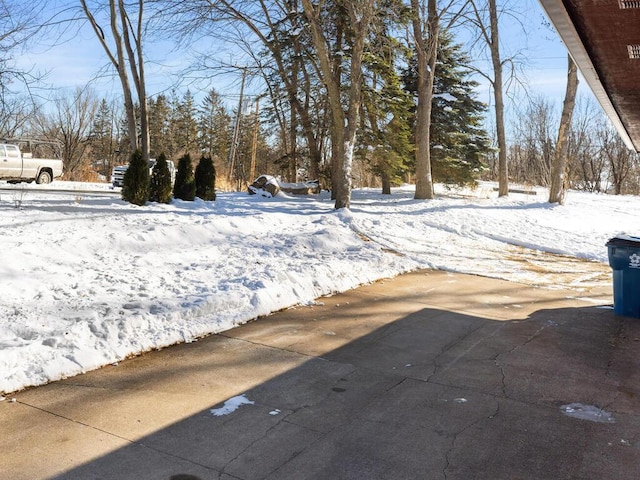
[[195, 155, 217, 201], [121, 149, 149, 206], [173, 153, 196, 201], [149, 153, 173, 204]]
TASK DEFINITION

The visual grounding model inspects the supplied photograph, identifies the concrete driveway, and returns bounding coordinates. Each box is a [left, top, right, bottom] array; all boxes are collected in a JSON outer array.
[[1, 270, 638, 479]]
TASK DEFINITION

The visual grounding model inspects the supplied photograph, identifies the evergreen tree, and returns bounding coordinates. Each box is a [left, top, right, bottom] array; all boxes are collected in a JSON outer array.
[[149, 152, 173, 203], [173, 90, 199, 157], [118, 103, 142, 158], [195, 155, 217, 201], [148, 95, 173, 159], [173, 153, 196, 201], [89, 99, 116, 179], [404, 32, 491, 186], [121, 149, 149, 205], [114, 112, 132, 166], [361, 1, 413, 193], [430, 34, 491, 186], [198, 89, 231, 161]]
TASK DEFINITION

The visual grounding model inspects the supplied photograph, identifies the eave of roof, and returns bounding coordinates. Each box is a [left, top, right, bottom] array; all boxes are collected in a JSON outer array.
[[538, 0, 637, 151]]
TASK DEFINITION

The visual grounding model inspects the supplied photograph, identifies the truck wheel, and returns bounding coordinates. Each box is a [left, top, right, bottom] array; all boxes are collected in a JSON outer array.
[[36, 171, 52, 184]]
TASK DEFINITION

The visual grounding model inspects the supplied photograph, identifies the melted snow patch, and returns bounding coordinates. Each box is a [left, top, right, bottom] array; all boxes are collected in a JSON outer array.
[[210, 394, 255, 417], [560, 403, 615, 423]]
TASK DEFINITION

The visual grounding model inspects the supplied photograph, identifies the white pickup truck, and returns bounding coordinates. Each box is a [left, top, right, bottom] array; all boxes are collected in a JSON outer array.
[[0, 143, 63, 184]]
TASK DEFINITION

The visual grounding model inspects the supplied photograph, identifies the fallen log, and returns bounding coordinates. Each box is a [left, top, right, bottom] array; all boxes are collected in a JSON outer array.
[[248, 175, 320, 197]]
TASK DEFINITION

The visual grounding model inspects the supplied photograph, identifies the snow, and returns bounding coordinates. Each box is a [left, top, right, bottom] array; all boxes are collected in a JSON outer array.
[[560, 403, 616, 423], [0, 181, 636, 394], [434, 92, 458, 102], [210, 394, 255, 416]]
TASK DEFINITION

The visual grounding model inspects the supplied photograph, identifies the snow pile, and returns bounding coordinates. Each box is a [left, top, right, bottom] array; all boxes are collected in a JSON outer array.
[[1, 182, 637, 394]]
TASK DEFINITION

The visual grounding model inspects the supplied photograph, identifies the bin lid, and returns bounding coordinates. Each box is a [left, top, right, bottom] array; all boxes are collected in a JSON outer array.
[[606, 234, 640, 247]]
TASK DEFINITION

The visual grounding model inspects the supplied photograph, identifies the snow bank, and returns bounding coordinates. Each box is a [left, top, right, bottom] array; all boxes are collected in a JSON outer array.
[[1, 182, 636, 393]]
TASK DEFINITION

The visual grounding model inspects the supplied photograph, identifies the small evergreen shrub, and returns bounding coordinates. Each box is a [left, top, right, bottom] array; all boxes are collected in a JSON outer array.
[[173, 153, 196, 201], [195, 155, 217, 201], [149, 153, 173, 204], [121, 149, 149, 206]]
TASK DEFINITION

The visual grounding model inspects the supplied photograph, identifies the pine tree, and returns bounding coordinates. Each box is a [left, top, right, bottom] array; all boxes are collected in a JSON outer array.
[[121, 149, 149, 205], [173, 153, 196, 201], [430, 33, 491, 186], [148, 95, 173, 159], [118, 103, 142, 158], [149, 152, 173, 203], [403, 32, 491, 187], [361, 2, 414, 194], [173, 90, 199, 157], [89, 99, 116, 179], [198, 89, 231, 161], [195, 155, 217, 201]]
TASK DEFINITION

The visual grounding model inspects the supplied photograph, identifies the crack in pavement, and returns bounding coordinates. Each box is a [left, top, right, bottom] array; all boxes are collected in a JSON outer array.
[[429, 322, 508, 381], [15, 399, 224, 477], [442, 398, 501, 479]]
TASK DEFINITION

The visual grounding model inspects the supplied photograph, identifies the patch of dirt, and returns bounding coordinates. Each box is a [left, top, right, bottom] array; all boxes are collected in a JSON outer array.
[[506, 245, 611, 293]]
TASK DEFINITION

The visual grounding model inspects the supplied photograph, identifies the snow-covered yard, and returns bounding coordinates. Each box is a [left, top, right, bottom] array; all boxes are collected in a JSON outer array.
[[1, 181, 636, 394]]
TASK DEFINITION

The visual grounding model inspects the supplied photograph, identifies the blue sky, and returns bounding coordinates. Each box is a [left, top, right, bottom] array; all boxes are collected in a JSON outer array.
[[17, 0, 582, 117], [462, 0, 582, 108]]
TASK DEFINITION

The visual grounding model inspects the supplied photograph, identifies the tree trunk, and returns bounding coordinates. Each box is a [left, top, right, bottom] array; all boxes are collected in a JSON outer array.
[[110, 0, 137, 153], [289, 105, 297, 182], [549, 54, 578, 205], [412, 0, 438, 200], [306, 131, 322, 181], [301, 0, 374, 209], [488, 0, 508, 197], [330, 133, 339, 200], [288, 48, 299, 183], [134, 2, 150, 163], [381, 170, 391, 195], [81, 0, 147, 159]]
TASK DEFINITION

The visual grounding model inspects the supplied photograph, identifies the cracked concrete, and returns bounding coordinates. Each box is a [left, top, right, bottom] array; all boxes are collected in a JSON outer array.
[[1, 269, 639, 480]]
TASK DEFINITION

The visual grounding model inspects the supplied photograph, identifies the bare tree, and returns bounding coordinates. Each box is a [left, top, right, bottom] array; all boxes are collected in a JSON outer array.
[[157, 0, 327, 186], [301, 0, 376, 209], [601, 125, 637, 195], [548, 53, 578, 204], [510, 96, 556, 185], [467, 0, 512, 196], [33, 87, 99, 180], [567, 97, 606, 192], [0, 0, 46, 93], [80, 0, 150, 161], [0, 0, 47, 135], [0, 95, 34, 138]]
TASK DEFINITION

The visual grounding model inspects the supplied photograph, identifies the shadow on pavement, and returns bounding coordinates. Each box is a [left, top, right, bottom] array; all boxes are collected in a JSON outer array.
[[34, 299, 640, 480]]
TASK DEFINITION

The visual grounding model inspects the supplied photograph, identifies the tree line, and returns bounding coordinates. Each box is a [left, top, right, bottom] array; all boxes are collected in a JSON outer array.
[[1, 0, 639, 206], [504, 92, 640, 196]]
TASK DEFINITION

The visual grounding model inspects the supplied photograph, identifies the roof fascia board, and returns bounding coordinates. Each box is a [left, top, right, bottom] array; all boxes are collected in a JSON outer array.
[[538, 0, 637, 151]]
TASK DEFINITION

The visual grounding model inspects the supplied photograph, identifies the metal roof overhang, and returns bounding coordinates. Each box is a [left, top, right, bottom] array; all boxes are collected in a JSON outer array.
[[538, 0, 640, 152]]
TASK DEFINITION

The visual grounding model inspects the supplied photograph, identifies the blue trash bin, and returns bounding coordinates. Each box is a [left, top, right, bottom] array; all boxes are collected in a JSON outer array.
[[606, 235, 640, 318]]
